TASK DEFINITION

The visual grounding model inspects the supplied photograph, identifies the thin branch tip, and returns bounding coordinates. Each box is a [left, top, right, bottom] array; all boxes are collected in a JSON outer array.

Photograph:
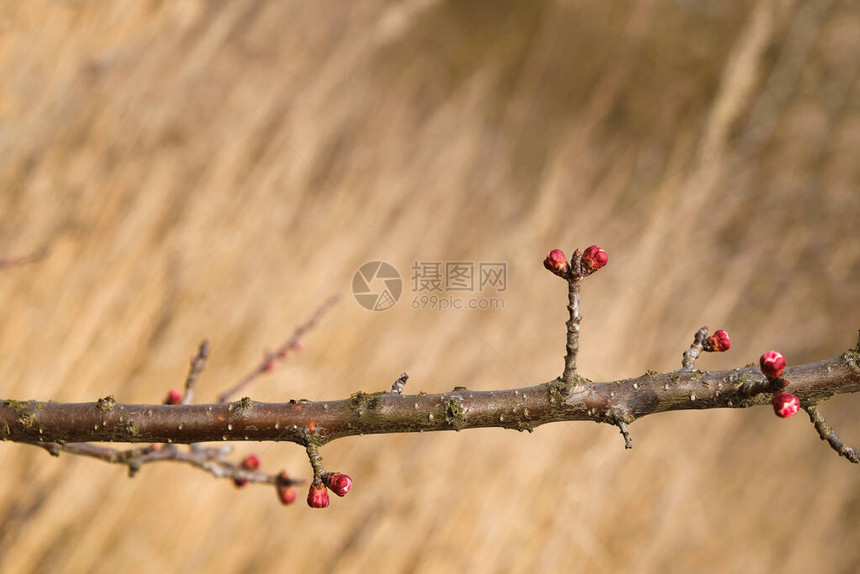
[[804, 403, 860, 464]]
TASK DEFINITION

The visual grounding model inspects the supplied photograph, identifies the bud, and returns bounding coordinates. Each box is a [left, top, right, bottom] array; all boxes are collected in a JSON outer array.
[[323, 472, 352, 497], [581, 245, 608, 272], [164, 389, 182, 405], [307, 480, 330, 509], [275, 471, 297, 505], [241, 454, 260, 471], [233, 454, 261, 487], [760, 351, 786, 380], [705, 329, 731, 352], [263, 360, 276, 373], [771, 391, 800, 418], [543, 249, 569, 275]]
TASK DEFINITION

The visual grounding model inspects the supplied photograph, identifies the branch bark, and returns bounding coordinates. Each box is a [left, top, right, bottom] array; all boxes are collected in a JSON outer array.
[[3, 350, 858, 447]]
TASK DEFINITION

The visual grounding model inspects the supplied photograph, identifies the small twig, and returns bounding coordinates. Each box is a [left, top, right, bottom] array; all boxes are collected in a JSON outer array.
[[218, 295, 339, 403], [803, 403, 860, 463], [563, 278, 583, 384], [681, 326, 708, 370], [0, 247, 50, 270], [32, 441, 306, 484], [305, 443, 324, 479], [390, 372, 408, 394], [616, 421, 633, 449], [182, 340, 210, 405]]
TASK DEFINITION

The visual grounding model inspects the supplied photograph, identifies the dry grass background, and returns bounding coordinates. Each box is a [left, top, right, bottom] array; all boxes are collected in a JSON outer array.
[[1, 0, 859, 572]]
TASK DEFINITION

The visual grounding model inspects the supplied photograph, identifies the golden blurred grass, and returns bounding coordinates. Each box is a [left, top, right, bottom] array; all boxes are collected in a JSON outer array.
[[0, 0, 859, 572]]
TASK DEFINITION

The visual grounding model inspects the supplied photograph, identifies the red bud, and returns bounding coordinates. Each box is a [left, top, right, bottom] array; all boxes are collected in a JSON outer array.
[[233, 454, 261, 487], [772, 391, 800, 418], [241, 454, 260, 471], [307, 481, 330, 509], [164, 389, 182, 405], [275, 472, 297, 505], [705, 329, 731, 352], [323, 472, 352, 497], [543, 249, 569, 275], [760, 351, 786, 380], [581, 245, 608, 272]]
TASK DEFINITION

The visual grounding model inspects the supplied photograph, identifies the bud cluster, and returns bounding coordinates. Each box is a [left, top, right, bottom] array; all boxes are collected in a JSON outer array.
[[544, 245, 608, 279], [305, 471, 353, 508], [760, 351, 799, 418]]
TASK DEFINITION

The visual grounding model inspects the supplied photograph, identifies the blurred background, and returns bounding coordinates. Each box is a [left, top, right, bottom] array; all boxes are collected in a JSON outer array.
[[1, 0, 859, 572]]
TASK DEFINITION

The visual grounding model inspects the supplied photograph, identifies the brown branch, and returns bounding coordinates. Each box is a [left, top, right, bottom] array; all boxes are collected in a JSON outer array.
[[3, 350, 858, 449], [217, 295, 339, 403]]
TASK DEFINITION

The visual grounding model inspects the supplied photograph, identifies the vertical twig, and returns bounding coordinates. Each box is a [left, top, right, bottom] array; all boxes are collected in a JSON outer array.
[[563, 278, 582, 383]]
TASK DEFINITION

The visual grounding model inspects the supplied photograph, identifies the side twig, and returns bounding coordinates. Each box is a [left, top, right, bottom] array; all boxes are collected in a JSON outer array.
[[217, 295, 339, 403], [181, 340, 210, 405], [803, 403, 860, 463]]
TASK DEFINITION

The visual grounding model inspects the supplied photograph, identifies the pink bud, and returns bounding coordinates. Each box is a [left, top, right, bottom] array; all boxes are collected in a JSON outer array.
[[706, 329, 731, 352], [323, 472, 352, 497], [164, 389, 182, 405], [307, 481, 330, 509], [760, 351, 786, 380], [772, 391, 800, 418], [275, 472, 297, 505], [233, 454, 261, 487], [241, 454, 261, 471], [543, 249, 569, 274], [581, 245, 608, 272]]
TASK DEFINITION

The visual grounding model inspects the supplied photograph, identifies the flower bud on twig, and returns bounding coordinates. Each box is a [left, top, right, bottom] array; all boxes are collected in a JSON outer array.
[[704, 329, 731, 352], [544, 249, 569, 275], [164, 389, 182, 405], [760, 351, 786, 380], [772, 391, 800, 418], [307, 480, 330, 509], [234, 454, 261, 487], [322, 472, 352, 497], [275, 471, 297, 505], [581, 245, 608, 272]]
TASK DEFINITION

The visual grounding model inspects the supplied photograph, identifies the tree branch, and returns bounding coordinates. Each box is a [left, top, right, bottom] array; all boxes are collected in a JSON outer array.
[[3, 245, 858, 510], [3, 351, 857, 447]]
